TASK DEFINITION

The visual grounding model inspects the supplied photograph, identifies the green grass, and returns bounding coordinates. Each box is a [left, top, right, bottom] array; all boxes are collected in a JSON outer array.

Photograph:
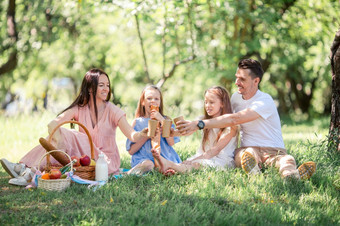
[[0, 113, 339, 225]]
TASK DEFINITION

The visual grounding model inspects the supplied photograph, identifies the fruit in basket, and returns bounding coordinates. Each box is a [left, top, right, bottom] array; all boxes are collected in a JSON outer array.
[[90, 159, 96, 166], [71, 156, 81, 167], [41, 173, 50, 180], [49, 169, 62, 179], [80, 155, 91, 166]]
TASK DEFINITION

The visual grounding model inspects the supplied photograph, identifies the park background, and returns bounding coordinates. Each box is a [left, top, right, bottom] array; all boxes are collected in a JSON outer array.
[[0, 0, 339, 225]]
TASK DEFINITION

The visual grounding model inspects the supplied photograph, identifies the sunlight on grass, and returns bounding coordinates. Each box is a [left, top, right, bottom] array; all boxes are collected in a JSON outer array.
[[0, 112, 330, 164], [281, 117, 329, 144], [0, 112, 54, 161], [282, 130, 327, 141], [0, 113, 339, 225], [0, 112, 201, 164]]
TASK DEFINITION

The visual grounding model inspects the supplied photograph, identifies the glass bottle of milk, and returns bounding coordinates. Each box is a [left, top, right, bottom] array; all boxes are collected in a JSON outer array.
[[95, 153, 108, 181]]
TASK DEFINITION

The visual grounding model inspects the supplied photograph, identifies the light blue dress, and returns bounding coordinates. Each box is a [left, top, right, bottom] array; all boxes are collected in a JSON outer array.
[[126, 117, 182, 168]]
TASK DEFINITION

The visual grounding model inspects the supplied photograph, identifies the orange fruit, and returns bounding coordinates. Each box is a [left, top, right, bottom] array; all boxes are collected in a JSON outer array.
[[41, 173, 50, 180]]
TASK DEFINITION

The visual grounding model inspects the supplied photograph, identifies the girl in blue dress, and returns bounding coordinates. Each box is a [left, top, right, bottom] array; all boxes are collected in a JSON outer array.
[[126, 85, 181, 174]]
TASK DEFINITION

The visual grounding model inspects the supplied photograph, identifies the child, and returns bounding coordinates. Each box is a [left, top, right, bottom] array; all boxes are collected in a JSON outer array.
[[1, 68, 146, 186], [152, 86, 238, 173], [126, 85, 181, 175]]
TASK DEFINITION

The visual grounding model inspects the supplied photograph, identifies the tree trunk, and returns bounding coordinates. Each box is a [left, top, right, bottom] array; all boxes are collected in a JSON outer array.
[[0, 0, 18, 77], [329, 29, 340, 152]]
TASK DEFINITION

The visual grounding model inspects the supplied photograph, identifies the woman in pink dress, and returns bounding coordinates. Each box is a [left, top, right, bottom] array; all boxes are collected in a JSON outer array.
[[1, 68, 146, 186]]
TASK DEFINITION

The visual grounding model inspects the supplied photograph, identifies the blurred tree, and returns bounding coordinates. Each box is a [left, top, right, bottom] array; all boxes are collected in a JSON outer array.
[[0, 0, 86, 111], [125, 0, 197, 87], [0, 0, 339, 118], [263, 0, 339, 116]]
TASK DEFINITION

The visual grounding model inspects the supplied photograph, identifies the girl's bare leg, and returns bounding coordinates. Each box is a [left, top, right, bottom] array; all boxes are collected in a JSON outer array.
[[128, 160, 154, 175], [151, 128, 161, 168], [151, 149, 199, 173]]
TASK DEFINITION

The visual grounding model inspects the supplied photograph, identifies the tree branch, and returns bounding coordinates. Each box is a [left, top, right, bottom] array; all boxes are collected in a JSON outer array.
[[7, 0, 17, 41], [174, 15, 181, 59], [185, 0, 196, 56], [134, 14, 151, 84], [156, 55, 196, 87], [156, 0, 197, 88], [162, 2, 167, 77], [207, 0, 218, 68], [280, 0, 297, 15]]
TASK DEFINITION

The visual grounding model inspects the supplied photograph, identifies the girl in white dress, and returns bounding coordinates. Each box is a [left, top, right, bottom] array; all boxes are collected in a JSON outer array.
[[152, 86, 238, 173]]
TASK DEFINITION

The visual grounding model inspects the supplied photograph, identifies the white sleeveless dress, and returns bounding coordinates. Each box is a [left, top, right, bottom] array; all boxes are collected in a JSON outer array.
[[187, 127, 237, 169]]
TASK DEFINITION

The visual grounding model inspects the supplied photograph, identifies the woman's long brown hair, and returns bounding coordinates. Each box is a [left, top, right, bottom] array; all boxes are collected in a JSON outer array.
[[59, 68, 111, 123], [135, 85, 164, 118], [202, 86, 232, 151]]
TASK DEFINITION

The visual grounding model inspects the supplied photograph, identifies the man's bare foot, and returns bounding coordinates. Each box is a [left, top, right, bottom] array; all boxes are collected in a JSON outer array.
[[151, 148, 169, 174]]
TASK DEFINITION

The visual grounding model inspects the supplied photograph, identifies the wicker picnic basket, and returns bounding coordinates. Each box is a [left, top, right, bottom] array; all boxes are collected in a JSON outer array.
[[46, 120, 95, 180], [38, 150, 72, 191]]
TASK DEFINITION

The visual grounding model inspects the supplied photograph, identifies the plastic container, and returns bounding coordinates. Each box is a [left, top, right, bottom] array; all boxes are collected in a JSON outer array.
[[95, 153, 108, 181]]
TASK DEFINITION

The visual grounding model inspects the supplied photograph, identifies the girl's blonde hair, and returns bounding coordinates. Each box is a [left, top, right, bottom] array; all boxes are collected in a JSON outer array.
[[135, 85, 164, 118], [202, 86, 232, 151]]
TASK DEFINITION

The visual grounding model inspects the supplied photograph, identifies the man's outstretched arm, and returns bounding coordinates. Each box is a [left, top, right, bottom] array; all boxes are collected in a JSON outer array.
[[177, 108, 260, 135]]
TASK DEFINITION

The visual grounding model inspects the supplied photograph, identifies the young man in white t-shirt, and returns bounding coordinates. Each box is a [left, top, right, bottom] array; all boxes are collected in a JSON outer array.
[[177, 59, 316, 179]]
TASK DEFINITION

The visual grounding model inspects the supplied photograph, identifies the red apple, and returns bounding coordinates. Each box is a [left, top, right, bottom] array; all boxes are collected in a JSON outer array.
[[49, 169, 62, 179], [71, 156, 80, 167], [80, 155, 91, 166]]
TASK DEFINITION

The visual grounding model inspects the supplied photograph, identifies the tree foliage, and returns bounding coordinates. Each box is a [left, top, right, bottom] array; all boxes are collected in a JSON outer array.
[[0, 0, 339, 117]]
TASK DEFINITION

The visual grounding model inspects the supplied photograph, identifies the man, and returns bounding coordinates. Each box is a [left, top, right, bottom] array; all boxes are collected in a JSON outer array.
[[177, 59, 316, 179]]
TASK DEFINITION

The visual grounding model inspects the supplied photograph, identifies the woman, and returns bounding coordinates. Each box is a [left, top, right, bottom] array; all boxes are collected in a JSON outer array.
[[1, 68, 146, 186]]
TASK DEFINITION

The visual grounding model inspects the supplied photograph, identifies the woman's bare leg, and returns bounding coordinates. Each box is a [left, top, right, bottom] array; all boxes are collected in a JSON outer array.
[[128, 160, 154, 175], [151, 149, 199, 173]]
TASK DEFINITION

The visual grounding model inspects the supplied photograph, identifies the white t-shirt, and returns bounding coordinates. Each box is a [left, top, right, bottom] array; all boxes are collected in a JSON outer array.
[[231, 90, 285, 148]]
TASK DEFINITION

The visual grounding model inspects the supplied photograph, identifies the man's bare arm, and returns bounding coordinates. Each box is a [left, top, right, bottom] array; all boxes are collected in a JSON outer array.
[[177, 108, 260, 134]]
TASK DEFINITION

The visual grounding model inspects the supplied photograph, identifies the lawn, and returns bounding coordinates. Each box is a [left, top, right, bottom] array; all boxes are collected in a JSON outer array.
[[0, 113, 339, 225]]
